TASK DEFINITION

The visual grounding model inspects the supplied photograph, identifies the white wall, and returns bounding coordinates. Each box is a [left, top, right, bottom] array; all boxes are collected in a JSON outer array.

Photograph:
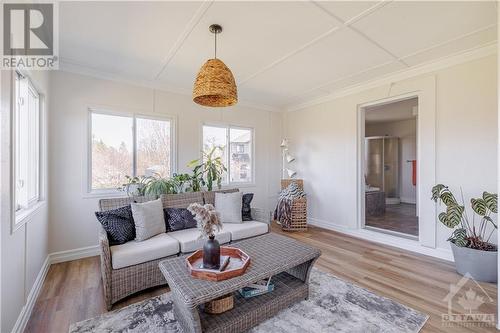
[[366, 119, 417, 204], [48, 71, 282, 253], [284, 55, 497, 253], [0, 69, 50, 333]]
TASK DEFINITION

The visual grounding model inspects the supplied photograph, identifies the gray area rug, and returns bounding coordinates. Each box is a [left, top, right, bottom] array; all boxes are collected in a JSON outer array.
[[70, 269, 428, 333]]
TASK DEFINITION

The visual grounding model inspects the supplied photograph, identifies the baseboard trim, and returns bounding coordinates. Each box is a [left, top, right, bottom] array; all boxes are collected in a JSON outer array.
[[11, 245, 101, 332], [308, 217, 454, 262], [12, 257, 50, 333], [49, 245, 100, 264]]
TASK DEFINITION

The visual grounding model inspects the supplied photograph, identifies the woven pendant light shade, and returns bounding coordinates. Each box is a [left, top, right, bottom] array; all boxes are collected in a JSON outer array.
[[193, 58, 238, 107]]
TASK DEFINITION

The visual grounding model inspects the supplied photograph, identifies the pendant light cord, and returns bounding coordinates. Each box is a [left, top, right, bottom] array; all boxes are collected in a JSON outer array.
[[214, 30, 217, 59]]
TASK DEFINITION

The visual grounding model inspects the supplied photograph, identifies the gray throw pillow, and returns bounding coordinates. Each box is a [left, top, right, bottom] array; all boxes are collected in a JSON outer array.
[[131, 199, 166, 241], [215, 192, 243, 223]]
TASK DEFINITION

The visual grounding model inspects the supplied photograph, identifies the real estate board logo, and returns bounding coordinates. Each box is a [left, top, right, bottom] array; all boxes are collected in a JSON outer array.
[[442, 273, 495, 328], [2, 2, 58, 69]]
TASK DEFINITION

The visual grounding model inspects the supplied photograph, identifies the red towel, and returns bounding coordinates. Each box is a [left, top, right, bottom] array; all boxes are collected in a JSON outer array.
[[412, 160, 417, 186]]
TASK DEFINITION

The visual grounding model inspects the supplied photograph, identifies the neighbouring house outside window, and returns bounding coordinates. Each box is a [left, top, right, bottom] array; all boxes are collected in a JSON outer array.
[[202, 124, 253, 184]]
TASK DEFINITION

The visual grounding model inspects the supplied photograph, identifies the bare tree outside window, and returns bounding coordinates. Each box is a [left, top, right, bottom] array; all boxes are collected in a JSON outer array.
[[91, 113, 133, 189], [90, 112, 173, 191], [202, 126, 228, 182], [136, 117, 171, 178]]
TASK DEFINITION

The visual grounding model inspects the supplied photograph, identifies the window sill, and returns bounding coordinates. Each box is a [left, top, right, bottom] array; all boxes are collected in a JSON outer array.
[[82, 184, 257, 199], [13, 201, 47, 233], [224, 183, 256, 189], [82, 190, 128, 200]]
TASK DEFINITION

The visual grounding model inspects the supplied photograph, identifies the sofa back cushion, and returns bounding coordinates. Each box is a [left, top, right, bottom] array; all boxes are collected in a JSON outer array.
[[131, 199, 166, 241], [242, 193, 254, 221], [203, 188, 239, 205], [95, 205, 136, 245], [164, 208, 198, 231], [215, 191, 243, 223], [160, 192, 204, 208]]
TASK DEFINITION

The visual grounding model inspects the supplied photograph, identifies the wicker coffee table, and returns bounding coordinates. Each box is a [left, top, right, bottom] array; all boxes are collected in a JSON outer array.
[[159, 233, 321, 333]]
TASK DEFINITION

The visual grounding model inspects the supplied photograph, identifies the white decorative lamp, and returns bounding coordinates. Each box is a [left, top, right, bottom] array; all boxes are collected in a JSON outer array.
[[280, 138, 296, 179], [286, 153, 295, 163]]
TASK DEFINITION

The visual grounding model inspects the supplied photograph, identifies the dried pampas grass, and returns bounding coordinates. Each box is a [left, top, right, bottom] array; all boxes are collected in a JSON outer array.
[[188, 203, 222, 239]]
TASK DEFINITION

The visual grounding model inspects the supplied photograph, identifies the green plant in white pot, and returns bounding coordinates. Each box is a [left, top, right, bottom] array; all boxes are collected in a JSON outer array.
[[119, 175, 149, 196], [431, 184, 497, 282]]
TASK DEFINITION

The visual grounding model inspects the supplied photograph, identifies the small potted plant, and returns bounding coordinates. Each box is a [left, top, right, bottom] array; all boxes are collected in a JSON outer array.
[[119, 175, 149, 197], [188, 203, 223, 269], [432, 184, 497, 282]]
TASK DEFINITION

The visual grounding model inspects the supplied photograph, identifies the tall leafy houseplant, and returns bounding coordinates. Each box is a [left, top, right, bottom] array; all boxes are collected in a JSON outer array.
[[171, 173, 193, 193], [431, 184, 497, 250], [143, 175, 176, 198], [188, 146, 227, 191]]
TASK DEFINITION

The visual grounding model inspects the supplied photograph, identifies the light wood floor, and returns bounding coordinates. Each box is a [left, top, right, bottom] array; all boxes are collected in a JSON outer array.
[[26, 223, 497, 333]]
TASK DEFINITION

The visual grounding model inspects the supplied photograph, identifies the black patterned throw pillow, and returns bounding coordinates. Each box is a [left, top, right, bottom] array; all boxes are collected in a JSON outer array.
[[242, 193, 253, 221], [95, 205, 136, 245], [164, 208, 197, 231]]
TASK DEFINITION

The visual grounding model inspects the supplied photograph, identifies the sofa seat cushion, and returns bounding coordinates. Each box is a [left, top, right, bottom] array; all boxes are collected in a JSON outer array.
[[168, 228, 231, 253], [222, 221, 269, 241], [110, 233, 179, 269]]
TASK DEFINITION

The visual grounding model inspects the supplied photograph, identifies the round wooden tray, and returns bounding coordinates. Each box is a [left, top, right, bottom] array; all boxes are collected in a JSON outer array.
[[186, 246, 251, 281]]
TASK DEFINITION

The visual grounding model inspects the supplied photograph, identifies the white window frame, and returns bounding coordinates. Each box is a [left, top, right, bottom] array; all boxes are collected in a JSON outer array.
[[86, 108, 176, 196], [201, 123, 255, 187], [12, 71, 45, 232]]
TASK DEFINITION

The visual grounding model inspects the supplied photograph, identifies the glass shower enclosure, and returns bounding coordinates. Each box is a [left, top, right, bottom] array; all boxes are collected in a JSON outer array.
[[365, 136, 400, 204]]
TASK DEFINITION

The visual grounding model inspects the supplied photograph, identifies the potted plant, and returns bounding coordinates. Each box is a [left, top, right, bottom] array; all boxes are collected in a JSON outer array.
[[171, 173, 193, 193], [143, 176, 178, 198], [432, 184, 497, 282], [188, 203, 223, 269], [119, 175, 149, 196], [188, 146, 227, 191]]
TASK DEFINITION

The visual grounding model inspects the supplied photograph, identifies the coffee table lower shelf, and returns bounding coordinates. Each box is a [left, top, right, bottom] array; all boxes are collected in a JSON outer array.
[[199, 272, 308, 333]]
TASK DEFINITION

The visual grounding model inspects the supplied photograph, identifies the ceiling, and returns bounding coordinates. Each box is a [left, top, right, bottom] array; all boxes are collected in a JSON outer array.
[[58, 1, 497, 111], [365, 97, 418, 123]]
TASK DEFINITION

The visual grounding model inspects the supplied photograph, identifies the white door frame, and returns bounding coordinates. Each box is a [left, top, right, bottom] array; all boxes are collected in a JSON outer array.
[[357, 89, 434, 246], [357, 93, 420, 234]]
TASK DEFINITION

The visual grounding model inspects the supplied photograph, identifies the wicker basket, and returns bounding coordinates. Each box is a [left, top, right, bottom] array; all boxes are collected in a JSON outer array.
[[279, 179, 307, 232], [204, 294, 234, 314]]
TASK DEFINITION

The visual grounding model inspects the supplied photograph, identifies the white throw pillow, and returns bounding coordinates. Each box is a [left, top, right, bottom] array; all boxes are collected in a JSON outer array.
[[131, 198, 166, 241], [215, 192, 243, 224]]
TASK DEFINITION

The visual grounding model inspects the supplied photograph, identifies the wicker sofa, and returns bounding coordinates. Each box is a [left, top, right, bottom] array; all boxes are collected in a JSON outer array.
[[97, 189, 269, 310]]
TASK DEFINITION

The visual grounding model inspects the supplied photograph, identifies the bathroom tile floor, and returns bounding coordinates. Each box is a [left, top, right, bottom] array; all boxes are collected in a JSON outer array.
[[366, 203, 418, 236]]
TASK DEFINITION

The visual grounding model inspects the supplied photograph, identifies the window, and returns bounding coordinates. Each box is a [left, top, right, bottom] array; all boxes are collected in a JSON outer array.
[[202, 125, 253, 184], [90, 110, 173, 191], [14, 73, 41, 212], [91, 113, 133, 190]]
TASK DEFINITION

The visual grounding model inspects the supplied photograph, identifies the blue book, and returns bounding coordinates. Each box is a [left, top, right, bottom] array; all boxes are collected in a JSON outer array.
[[238, 277, 274, 298]]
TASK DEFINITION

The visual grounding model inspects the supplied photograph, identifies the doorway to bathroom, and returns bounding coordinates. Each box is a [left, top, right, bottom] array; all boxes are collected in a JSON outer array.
[[361, 97, 418, 239]]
